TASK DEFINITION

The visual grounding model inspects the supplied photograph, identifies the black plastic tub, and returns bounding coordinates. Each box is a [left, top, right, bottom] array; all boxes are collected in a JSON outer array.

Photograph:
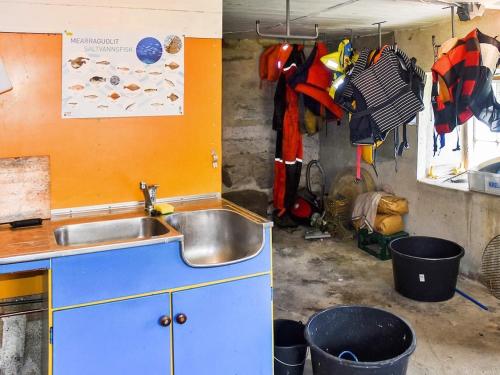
[[305, 306, 416, 375], [274, 319, 308, 375], [390, 236, 465, 302]]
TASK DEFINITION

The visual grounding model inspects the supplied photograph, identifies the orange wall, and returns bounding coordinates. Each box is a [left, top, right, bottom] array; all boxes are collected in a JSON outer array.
[[0, 33, 222, 209]]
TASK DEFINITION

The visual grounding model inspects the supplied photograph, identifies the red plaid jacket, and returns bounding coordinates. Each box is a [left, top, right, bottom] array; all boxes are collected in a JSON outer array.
[[432, 28, 481, 134]]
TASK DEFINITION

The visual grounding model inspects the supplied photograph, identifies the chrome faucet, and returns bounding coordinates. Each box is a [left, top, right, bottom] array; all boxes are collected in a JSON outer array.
[[140, 181, 159, 214]]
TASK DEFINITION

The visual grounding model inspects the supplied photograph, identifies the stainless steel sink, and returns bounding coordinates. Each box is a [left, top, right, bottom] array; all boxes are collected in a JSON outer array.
[[164, 209, 264, 267], [54, 217, 169, 246]]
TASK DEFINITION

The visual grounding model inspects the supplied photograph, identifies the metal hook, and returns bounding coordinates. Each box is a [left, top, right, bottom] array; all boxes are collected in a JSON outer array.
[[372, 21, 387, 49]]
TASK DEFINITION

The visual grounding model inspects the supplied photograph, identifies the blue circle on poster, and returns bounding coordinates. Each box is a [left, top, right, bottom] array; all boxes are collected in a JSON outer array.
[[136, 37, 163, 64]]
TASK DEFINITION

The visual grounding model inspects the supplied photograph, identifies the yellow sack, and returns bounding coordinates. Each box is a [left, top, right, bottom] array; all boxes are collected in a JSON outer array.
[[352, 218, 362, 231], [374, 214, 404, 235], [378, 196, 409, 215]]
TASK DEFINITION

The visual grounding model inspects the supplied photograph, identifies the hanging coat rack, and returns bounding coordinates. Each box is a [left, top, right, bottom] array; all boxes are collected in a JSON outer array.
[[256, 0, 319, 41]]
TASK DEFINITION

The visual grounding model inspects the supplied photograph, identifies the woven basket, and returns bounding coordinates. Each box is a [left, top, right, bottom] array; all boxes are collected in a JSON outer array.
[[326, 196, 349, 225]]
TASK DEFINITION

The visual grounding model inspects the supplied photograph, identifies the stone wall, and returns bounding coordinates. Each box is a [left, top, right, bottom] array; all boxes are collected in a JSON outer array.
[[222, 39, 320, 199]]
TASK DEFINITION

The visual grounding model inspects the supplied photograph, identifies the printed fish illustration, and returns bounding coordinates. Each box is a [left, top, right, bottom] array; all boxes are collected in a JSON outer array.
[[125, 103, 136, 111], [165, 62, 180, 70], [96, 60, 110, 65], [164, 79, 175, 87], [167, 93, 179, 102], [165, 35, 182, 54], [108, 92, 121, 100], [68, 57, 89, 69], [68, 84, 85, 91], [124, 83, 141, 91], [97, 105, 109, 109], [151, 103, 164, 107], [135, 69, 146, 74], [148, 71, 162, 76], [90, 76, 106, 84], [117, 66, 130, 72], [84, 94, 99, 99], [144, 88, 158, 93]]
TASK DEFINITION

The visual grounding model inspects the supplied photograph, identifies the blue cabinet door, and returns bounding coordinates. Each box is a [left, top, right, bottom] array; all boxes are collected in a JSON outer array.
[[172, 275, 273, 375], [53, 293, 171, 375]]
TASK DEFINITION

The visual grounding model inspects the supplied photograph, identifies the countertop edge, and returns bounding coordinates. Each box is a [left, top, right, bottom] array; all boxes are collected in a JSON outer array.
[[0, 234, 184, 265]]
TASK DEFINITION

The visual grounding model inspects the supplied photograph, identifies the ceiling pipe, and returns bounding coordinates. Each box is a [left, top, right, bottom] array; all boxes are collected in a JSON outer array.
[[256, 0, 319, 40]]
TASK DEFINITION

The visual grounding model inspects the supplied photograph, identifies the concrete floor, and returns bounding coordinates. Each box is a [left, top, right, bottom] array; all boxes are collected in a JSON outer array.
[[272, 227, 500, 375]]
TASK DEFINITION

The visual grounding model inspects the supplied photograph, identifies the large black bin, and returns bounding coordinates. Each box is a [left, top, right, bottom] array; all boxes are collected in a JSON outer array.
[[390, 236, 464, 302], [305, 306, 416, 375], [274, 319, 308, 375]]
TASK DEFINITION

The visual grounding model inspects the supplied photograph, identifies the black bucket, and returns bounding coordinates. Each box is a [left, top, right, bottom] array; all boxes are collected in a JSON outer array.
[[305, 306, 416, 375], [274, 319, 308, 375], [390, 236, 465, 302]]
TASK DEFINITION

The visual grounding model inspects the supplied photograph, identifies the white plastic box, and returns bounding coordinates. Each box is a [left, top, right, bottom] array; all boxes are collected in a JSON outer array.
[[468, 158, 500, 196]]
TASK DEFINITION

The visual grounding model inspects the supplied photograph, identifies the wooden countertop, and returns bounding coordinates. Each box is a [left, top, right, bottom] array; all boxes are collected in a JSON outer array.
[[0, 198, 270, 265]]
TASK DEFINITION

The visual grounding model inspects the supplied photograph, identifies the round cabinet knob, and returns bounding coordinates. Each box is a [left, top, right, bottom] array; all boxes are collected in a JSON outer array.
[[159, 315, 172, 327], [175, 313, 188, 325]]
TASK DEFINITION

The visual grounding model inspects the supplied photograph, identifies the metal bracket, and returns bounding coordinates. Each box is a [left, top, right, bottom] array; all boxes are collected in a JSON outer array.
[[256, 0, 319, 41], [372, 21, 387, 49], [442, 5, 456, 38]]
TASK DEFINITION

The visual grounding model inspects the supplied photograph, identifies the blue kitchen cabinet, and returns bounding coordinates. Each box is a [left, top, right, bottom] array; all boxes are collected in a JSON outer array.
[[172, 275, 273, 375], [51, 275, 273, 375], [52, 293, 172, 375]]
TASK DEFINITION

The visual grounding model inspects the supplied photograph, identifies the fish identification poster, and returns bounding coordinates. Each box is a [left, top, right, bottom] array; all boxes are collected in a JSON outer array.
[[62, 31, 184, 118]]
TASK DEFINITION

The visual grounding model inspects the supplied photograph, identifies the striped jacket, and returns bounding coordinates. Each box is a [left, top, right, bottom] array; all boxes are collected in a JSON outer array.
[[348, 46, 425, 143]]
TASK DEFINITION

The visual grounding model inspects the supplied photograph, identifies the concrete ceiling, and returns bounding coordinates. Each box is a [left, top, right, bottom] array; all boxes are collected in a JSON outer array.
[[223, 0, 500, 38]]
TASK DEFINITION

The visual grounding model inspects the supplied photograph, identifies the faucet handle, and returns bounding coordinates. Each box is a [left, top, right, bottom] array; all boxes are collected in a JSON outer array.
[[140, 181, 159, 189]]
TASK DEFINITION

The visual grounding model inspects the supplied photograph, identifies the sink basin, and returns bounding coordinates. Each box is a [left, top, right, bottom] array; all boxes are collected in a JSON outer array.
[[165, 209, 264, 267], [54, 217, 169, 246]]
